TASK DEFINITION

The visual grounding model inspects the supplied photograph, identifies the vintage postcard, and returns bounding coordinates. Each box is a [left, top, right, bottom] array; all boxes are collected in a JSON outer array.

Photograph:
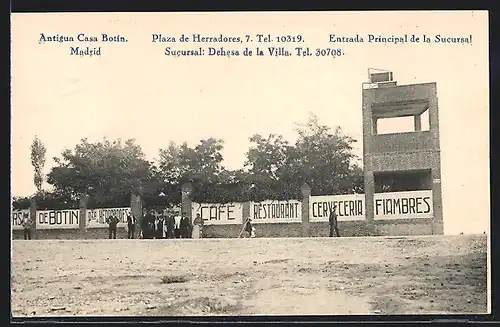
[[10, 11, 490, 318]]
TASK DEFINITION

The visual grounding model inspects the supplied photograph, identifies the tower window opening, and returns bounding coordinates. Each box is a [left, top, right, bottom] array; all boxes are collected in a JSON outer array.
[[421, 108, 430, 131], [376, 116, 415, 134]]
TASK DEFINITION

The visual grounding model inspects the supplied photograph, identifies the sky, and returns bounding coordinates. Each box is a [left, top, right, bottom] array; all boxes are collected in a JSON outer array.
[[11, 11, 489, 234]]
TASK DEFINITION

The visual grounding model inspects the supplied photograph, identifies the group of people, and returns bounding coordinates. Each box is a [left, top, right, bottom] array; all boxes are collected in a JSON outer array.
[[118, 210, 205, 240]]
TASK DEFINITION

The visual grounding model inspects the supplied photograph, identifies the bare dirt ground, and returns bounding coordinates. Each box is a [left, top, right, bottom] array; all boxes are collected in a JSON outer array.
[[11, 234, 488, 317]]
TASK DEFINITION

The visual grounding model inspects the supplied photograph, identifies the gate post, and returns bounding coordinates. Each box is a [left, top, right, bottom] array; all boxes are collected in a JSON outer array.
[[181, 183, 193, 221], [131, 192, 143, 235], [30, 199, 37, 240], [301, 183, 311, 237], [242, 201, 251, 237], [79, 195, 88, 239]]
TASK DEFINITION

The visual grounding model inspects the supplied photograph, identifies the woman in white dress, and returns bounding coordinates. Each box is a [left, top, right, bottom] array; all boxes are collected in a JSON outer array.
[[192, 213, 204, 238]]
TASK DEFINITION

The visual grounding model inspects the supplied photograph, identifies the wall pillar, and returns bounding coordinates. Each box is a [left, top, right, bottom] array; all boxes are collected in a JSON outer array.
[[301, 183, 311, 237], [364, 171, 375, 235], [30, 199, 37, 240], [429, 87, 443, 235], [243, 200, 251, 221], [362, 87, 376, 236], [79, 195, 88, 239], [242, 201, 251, 236], [181, 183, 193, 221], [431, 167, 444, 235], [131, 193, 142, 233], [414, 114, 422, 131]]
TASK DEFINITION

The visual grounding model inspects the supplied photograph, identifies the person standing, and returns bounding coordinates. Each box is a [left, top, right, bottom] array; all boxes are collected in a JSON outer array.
[[180, 213, 192, 238], [127, 214, 136, 239], [166, 212, 175, 239], [142, 210, 155, 239], [173, 212, 182, 239], [244, 217, 254, 238], [153, 217, 159, 239], [329, 205, 340, 237], [147, 219, 154, 239], [161, 216, 166, 239], [162, 215, 168, 239], [156, 216, 164, 239], [192, 213, 204, 238], [139, 212, 148, 239], [21, 213, 32, 240], [106, 215, 120, 239]]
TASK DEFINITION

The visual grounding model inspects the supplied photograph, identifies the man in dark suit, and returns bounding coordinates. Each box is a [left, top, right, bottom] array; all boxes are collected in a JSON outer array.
[[155, 216, 164, 239], [244, 217, 253, 238], [173, 213, 182, 238], [180, 213, 192, 238], [127, 214, 136, 239], [106, 215, 120, 239], [166, 212, 176, 239], [329, 205, 340, 237], [141, 210, 155, 239], [21, 213, 32, 240]]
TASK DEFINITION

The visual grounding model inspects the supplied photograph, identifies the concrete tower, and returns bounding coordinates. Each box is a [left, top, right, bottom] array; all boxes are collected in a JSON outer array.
[[362, 70, 443, 235]]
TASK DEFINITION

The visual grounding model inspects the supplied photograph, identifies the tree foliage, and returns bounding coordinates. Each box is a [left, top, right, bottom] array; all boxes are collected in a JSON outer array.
[[46, 138, 152, 207], [157, 138, 240, 203], [12, 191, 79, 210], [13, 114, 364, 210], [287, 114, 363, 196], [30, 136, 47, 193], [244, 114, 364, 199]]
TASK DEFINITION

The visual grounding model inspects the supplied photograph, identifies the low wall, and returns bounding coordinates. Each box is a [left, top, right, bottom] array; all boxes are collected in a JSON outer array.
[[13, 220, 434, 240], [12, 230, 30, 240], [12, 185, 440, 240], [36, 229, 81, 240], [310, 221, 370, 237], [84, 227, 129, 239], [374, 218, 433, 236], [201, 219, 433, 238], [13, 228, 130, 240], [202, 223, 303, 238], [252, 223, 302, 238], [203, 225, 242, 238]]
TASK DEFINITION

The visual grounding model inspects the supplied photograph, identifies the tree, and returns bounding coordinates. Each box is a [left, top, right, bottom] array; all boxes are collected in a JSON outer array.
[[243, 113, 364, 199], [12, 196, 31, 210], [286, 113, 362, 196], [18, 116, 363, 210], [30, 136, 47, 193], [244, 134, 294, 200], [158, 138, 244, 203], [47, 138, 151, 207], [158, 138, 225, 184], [141, 162, 181, 210], [245, 134, 290, 181]]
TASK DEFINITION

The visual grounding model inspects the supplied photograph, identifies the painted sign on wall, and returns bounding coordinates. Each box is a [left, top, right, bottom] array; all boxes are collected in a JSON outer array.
[[11, 190, 434, 231], [192, 202, 243, 225], [86, 207, 131, 228], [309, 194, 365, 222], [37, 209, 80, 229], [250, 200, 302, 224], [373, 190, 433, 220], [310, 190, 433, 222], [12, 209, 30, 230]]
